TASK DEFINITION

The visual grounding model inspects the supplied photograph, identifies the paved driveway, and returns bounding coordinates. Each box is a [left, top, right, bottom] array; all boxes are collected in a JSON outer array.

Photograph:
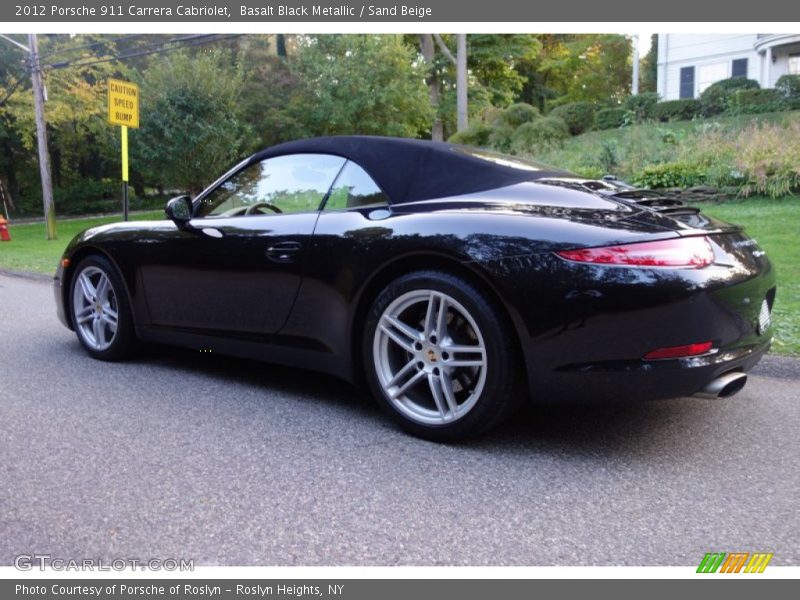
[[1, 274, 797, 565]]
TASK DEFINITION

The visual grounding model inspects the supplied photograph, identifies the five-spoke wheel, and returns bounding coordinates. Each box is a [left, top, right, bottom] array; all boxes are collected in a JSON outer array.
[[365, 271, 521, 440], [69, 255, 135, 360]]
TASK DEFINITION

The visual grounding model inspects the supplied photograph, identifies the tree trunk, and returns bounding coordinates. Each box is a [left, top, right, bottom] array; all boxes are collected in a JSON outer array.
[[418, 34, 444, 141]]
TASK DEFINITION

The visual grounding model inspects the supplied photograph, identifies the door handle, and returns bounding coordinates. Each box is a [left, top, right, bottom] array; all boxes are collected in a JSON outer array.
[[266, 241, 302, 263]]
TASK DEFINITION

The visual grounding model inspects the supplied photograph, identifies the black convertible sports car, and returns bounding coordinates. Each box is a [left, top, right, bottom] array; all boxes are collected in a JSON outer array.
[[54, 136, 775, 440]]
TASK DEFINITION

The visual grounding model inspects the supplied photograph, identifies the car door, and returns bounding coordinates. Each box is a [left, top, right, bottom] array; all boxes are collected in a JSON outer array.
[[140, 153, 346, 336]]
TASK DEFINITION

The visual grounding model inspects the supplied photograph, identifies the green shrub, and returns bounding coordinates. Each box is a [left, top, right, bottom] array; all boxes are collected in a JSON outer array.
[[598, 139, 620, 173], [495, 102, 539, 128], [510, 117, 570, 154], [699, 77, 760, 116], [448, 124, 493, 147], [727, 88, 785, 115], [595, 107, 627, 130], [775, 74, 800, 109], [53, 179, 131, 216], [487, 123, 517, 153], [631, 162, 706, 189], [549, 102, 595, 135], [623, 92, 659, 122], [652, 99, 701, 122]]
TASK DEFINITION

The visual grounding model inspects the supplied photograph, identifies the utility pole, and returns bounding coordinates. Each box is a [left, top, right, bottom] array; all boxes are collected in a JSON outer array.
[[433, 34, 469, 133], [456, 34, 468, 131], [28, 34, 57, 240], [632, 34, 640, 96]]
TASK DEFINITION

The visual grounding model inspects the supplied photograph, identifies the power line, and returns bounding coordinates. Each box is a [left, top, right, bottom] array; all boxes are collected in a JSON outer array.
[[1, 34, 241, 107], [42, 34, 242, 71], [38, 34, 146, 60]]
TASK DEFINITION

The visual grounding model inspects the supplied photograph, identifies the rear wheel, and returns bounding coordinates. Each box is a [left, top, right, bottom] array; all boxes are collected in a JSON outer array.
[[363, 271, 522, 441], [69, 255, 136, 360]]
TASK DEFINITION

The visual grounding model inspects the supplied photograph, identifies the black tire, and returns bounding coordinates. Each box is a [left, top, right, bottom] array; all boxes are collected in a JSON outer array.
[[68, 254, 137, 361], [363, 270, 523, 441]]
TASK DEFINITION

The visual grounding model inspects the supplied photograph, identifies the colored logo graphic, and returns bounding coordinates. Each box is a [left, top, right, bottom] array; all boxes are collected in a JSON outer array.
[[697, 552, 773, 573]]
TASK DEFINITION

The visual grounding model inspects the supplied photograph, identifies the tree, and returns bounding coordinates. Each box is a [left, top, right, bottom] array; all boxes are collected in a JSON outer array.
[[417, 34, 444, 141], [639, 34, 658, 93], [288, 35, 432, 138], [531, 34, 632, 110], [237, 35, 307, 148], [134, 49, 253, 196]]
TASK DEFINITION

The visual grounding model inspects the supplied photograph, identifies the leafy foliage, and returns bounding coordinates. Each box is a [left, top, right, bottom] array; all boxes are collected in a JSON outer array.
[[549, 102, 595, 135], [727, 89, 785, 115], [775, 74, 800, 109], [595, 107, 627, 130], [623, 92, 659, 122], [448, 124, 493, 147], [699, 77, 760, 116], [631, 162, 706, 188], [287, 35, 432, 138], [495, 102, 540, 128], [652, 99, 701, 122], [133, 49, 253, 195], [511, 116, 569, 155]]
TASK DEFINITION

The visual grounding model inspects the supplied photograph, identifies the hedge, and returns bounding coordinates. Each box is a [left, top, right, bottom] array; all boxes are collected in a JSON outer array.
[[652, 99, 701, 122], [699, 77, 760, 116], [495, 103, 540, 128], [448, 124, 493, 147], [623, 92, 659, 122], [595, 107, 627, 130], [727, 88, 785, 115], [549, 102, 595, 135], [631, 162, 706, 189], [511, 116, 570, 154]]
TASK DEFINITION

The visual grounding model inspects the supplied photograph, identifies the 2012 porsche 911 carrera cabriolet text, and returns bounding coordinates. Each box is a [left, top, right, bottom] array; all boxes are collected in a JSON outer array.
[[54, 136, 776, 440]]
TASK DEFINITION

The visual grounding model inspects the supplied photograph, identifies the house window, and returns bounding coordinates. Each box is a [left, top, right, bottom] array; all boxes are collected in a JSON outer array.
[[680, 66, 695, 98], [732, 58, 748, 78], [789, 54, 800, 76], [698, 62, 729, 93]]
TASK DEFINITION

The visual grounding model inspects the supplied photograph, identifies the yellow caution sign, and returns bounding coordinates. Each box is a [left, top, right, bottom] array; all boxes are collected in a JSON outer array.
[[107, 78, 139, 128]]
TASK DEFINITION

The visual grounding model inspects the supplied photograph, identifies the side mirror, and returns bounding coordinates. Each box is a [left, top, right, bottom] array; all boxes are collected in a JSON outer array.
[[165, 195, 193, 228]]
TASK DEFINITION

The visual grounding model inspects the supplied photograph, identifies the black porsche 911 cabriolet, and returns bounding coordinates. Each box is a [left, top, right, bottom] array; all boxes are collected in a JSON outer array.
[[54, 136, 775, 440]]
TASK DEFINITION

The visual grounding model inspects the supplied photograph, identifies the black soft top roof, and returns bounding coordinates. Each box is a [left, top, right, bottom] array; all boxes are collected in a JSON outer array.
[[251, 135, 572, 204]]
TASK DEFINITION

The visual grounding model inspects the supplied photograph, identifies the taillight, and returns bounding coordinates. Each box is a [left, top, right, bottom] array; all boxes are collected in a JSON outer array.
[[557, 236, 714, 268], [644, 341, 714, 360]]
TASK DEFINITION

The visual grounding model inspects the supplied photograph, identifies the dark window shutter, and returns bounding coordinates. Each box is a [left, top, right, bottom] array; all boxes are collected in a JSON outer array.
[[732, 58, 748, 78], [679, 66, 695, 99]]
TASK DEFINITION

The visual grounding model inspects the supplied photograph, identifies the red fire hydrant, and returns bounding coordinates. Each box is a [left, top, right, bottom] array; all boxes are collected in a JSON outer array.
[[0, 216, 10, 242]]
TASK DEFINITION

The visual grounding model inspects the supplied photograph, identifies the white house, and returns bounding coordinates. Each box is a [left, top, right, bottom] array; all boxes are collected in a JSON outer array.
[[657, 34, 800, 100]]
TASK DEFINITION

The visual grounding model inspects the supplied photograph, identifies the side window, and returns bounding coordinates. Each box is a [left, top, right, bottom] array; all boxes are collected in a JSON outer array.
[[323, 161, 389, 211], [197, 153, 346, 218]]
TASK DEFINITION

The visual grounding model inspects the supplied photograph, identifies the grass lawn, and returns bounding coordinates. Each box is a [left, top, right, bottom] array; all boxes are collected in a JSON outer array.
[[0, 211, 163, 274], [1, 198, 798, 355], [702, 196, 800, 356]]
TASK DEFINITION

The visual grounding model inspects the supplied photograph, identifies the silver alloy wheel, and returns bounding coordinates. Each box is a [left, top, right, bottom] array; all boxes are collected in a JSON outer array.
[[373, 289, 488, 425], [72, 266, 119, 352]]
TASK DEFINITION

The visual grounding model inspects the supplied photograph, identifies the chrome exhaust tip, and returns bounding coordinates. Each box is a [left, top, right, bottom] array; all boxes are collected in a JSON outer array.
[[694, 372, 748, 399]]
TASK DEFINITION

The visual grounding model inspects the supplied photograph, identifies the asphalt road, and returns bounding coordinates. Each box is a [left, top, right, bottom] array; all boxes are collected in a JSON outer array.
[[1, 273, 798, 566]]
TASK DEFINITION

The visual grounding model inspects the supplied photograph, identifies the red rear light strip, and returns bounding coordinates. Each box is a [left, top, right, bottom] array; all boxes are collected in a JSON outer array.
[[643, 341, 714, 360], [557, 236, 714, 269]]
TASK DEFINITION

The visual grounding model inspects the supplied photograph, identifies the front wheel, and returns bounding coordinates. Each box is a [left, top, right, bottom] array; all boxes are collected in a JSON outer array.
[[69, 255, 136, 360], [363, 271, 522, 441]]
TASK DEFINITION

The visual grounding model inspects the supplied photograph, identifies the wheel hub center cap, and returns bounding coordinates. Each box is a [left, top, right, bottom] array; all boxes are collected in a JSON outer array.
[[425, 348, 438, 362]]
